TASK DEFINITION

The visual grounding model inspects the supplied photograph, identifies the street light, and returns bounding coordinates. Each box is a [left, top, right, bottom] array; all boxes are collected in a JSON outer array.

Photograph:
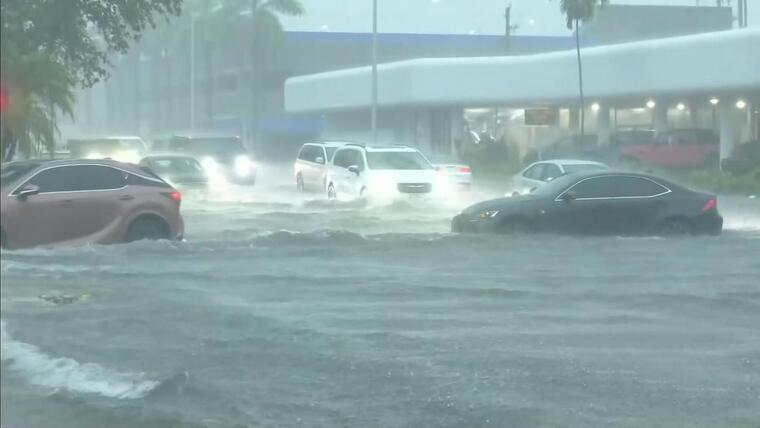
[[676, 103, 686, 111], [591, 102, 600, 112], [736, 99, 747, 109], [709, 97, 719, 105], [646, 99, 656, 109]]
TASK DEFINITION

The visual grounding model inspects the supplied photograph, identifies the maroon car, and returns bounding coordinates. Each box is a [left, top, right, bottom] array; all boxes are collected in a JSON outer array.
[[1, 159, 184, 249]]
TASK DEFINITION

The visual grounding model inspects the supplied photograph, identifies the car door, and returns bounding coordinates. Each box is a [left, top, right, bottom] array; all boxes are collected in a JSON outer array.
[[330, 149, 352, 194], [546, 176, 619, 234], [340, 149, 364, 196], [5, 165, 125, 246]]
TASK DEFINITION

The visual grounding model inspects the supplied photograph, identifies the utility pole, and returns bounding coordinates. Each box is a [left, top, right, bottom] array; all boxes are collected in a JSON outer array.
[[371, 0, 378, 145], [190, 14, 196, 133]]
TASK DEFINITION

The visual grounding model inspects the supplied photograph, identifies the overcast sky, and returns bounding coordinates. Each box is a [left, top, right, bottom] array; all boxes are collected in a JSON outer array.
[[280, 0, 758, 35]]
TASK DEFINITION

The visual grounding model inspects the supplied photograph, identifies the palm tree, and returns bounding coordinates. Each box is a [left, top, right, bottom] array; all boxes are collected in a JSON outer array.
[[1, 53, 75, 161], [556, 0, 609, 136]]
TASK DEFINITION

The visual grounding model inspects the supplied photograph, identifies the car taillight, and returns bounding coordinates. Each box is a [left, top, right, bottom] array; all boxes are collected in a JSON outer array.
[[458, 166, 472, 174], [701, 197, 717, 213], [163, 191, 182, 204]]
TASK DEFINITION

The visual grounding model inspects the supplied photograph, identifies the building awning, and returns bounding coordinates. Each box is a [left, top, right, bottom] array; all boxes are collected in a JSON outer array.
[[285, 28, 760, 113]]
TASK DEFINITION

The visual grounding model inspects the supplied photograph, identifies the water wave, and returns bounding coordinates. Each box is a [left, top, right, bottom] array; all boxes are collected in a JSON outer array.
[[1, 320, 158, 400]]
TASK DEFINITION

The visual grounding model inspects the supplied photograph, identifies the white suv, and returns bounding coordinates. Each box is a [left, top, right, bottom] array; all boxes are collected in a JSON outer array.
[[294, 141, 347, 191], [326, 144, 439, 200]]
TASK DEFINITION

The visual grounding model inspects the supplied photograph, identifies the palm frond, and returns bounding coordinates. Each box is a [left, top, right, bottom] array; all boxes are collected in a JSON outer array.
[[261, 0, 304, 17]]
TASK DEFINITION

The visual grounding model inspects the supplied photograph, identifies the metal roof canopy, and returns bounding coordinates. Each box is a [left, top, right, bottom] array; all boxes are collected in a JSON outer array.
[[285, 29, 760, 113]]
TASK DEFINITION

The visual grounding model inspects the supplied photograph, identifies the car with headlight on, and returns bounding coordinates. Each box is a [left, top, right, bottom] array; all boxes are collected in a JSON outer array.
[[1, 159, 184, 249], [452, 171, 722, 237], [138, 155, 208, 190], [512, 159, 608, 196], [167, 133, 255, 186], [68, 136, 148, 164], [326, 144, 441, 200], [294, 141, 347, 191]]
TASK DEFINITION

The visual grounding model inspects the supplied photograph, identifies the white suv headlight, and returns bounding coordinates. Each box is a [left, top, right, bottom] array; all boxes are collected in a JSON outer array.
[[234, 155, 254, 177]]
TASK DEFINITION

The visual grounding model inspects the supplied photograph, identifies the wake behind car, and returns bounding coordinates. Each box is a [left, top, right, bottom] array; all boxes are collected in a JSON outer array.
[[1, 159, 184, 249], [453, 171, 722, 236], [326, 144, 440, 200], [139, 154, 208, 190], [294, 141, 347, 191], [167, 133, 255, 186]]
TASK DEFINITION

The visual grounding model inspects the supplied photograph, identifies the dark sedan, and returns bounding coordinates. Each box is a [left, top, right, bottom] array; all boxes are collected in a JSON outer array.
[[452, 171, 722, 236]]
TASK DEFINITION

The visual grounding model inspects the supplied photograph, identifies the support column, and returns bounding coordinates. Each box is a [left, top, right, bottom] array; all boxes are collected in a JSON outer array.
[[719, 101, 738, 161], [450, 107, 464, 157], [569, 108, 580, 132], [597, 105, 611, 146], [653, 103, 668, 134]]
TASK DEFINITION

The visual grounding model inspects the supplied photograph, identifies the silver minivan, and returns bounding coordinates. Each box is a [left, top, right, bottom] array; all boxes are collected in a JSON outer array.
[[294, 141, 347, 191]]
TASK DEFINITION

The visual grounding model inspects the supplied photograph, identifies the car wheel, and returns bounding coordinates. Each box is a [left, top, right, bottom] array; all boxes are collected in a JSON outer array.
[[658, 218, 692, 237], [126, 216, 170, 242], [296, 174, 305, 192], [501, 217, 532, 234], [327, 183, 337, 200]]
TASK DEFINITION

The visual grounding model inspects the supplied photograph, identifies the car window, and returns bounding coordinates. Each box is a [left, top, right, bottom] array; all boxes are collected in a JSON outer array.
[[366, 151, 434, 170], [523, 164, 545, 180], [565, 176, 613, 199], [541, 164, 562, 181], [610, 176, 670, 197], [149, 158, 205, 174], [1, 163, 42, 186], [21, 165, 126, 193], [332, 149, 350, 168]]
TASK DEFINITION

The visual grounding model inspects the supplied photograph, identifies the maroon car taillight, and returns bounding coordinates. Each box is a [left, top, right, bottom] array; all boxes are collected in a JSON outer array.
[[162, 191, 182, 205], [701, 197, 717, 213], [458, 166, 472, 174]]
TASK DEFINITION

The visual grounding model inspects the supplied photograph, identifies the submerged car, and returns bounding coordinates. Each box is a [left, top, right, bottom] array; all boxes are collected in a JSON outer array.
[[326, 144, 440, 200], [512, 159, 608, 195], [139, 155, 208, 189], [294, 141, 347, 191], [68, 136, 149, 163], [453, 171, 722, 236], [167, 133, 256, 186], [1, 160, 184, 249]]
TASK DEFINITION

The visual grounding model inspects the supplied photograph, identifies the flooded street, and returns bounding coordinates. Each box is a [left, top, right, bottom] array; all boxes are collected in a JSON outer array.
[[2, 165, 759, 428]]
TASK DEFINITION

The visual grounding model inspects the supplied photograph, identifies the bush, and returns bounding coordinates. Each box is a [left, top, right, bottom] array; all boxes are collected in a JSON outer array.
[[683, 168, 760, 195]]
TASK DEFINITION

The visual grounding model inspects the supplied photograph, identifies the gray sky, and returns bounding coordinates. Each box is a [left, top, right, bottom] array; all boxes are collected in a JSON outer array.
[[280, 0, 758, 35]]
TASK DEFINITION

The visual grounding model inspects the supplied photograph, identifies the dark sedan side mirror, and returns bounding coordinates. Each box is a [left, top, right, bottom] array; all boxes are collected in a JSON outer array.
[[16, 184, 41, 201], [560, 190, 576, 202], [347, 165, 360, 175]]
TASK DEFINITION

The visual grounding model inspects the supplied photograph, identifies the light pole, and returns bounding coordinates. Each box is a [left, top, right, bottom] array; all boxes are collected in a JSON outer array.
[[371, 0, 378, 144], [190, 13, 197, 133]]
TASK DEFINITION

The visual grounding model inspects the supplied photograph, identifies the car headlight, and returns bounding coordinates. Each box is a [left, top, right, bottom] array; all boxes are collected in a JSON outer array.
[[234, 155, 254, 177], [367, 176, 398, 197], [478, 209, 500, 219], [86, 152, 103, 159]]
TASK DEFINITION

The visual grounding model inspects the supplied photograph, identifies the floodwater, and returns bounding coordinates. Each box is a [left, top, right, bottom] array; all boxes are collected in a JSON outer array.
[[2, 165, 759, 428]]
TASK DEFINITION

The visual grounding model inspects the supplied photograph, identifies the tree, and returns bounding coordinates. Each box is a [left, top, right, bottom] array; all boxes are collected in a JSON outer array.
[[1, 53, 75, 160], [1, 0, 184, 88], [554, 0, 609, 136]]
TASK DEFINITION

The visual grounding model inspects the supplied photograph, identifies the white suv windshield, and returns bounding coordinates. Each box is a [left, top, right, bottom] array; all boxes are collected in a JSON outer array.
[[366, 152, 434, 170]]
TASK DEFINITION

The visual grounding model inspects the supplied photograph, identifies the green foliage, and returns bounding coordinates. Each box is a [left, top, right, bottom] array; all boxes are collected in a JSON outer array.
[[1, 0, 183, 87], [1, 53, 75, 159], [684, 169, 760, 195]]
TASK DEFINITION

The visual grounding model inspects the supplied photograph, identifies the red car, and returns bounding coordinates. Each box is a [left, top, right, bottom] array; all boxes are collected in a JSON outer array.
[[1, 159, 184, 249], [619, 129, 719, 168]]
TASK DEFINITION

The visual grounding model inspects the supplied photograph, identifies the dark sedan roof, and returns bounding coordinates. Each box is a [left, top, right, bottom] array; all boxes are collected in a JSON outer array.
[[3, 158, 146, 173]]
